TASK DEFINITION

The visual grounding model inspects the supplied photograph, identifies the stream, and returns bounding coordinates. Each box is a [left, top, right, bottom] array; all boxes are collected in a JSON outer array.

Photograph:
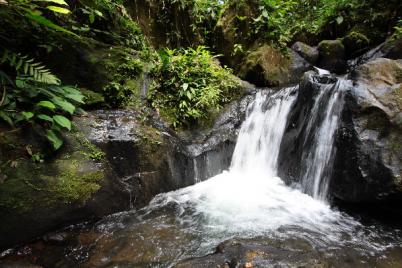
[[1, 84, 402, 267]]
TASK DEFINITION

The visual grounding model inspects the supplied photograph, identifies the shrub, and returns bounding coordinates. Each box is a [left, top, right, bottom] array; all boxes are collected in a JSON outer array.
[[0, 51, 84, 150], [148, 46, 240, 128]]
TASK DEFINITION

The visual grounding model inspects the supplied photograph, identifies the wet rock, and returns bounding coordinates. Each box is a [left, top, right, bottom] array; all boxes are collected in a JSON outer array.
[[182, 93, 255, 182], [239, 45, 312, 87], [175, 238, 331, 268], [279, 58, 402, 205], [349, 37, 402, 68], [42, 232, 69, 244], [292, 41, 319, 65], [317, 39, 347, 73], [0, 109, 193, 249], [278, 70, 331, 184], [331, 58, 402, 203]]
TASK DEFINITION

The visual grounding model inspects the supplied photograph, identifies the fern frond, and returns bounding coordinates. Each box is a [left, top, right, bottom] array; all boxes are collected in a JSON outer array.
[[1, 50, 60, 85]]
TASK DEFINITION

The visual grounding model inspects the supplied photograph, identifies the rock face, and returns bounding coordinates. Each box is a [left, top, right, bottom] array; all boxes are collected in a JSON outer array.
[[213, 0, 259, 68], [0, 93, 254, 249], [239, 45, 312, 87], [279, 58, 402, 205], [0, 110, 192, 249], [184, 91, 255, 181], [331, 58, 402, 203]]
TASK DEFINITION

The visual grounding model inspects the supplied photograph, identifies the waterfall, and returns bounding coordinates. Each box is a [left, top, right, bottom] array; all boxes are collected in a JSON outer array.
[[300, 79, 348, 201], [148, 86, 355, 237], [231, 87, 297, 177]]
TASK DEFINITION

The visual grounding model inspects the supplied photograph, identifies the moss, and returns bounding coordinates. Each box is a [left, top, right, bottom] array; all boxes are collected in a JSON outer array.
[[239, 45, 291, 87], [81, 88, 105, 107], [42, 164, 103, 205], [318, 39, 345, 56], [0, 159, 104, 213], [342, 31, 370, 56]]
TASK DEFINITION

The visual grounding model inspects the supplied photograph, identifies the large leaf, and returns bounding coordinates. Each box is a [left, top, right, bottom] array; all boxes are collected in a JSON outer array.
[[53, 115, 71, 130], [37, 100, 56, 110], [46, 129, 63, 150], [24, 10, 76, 36], [52, 97, 75, 114], [47, 6, 70, 14], [0, 111, 14, 126], [36, 0, 69, 6], [21, 111, 34, 120], [37, 114, 53, 122]]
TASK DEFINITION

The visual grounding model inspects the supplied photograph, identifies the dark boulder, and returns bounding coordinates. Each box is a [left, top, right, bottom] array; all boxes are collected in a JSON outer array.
[[292, 41, 319, 65], [317, 39, 347, 73], [0, 110, 192, 249], [279, 58, 402, 205], [239, 45, 312, 87], [342, 31, 370, 58], [331, 58, 402, 203]]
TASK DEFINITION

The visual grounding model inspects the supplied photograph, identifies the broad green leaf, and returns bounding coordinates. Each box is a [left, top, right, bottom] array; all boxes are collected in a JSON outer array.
[[52, 97, 75, 114], [24, 10, 77, 36], [21, 111, 34, 120], [36, 0, 69, 6], [47, 6, 70, 14], [37, 114, 53, 122], [94, 10, 103, 17], [53, 115, 71, 130], [46, 129, 63, 150], [182, 83, 189, 90], [0, 111, 13, 126], [37, 100, 56, 110], [65, 93, 85, 104], [89, 12, 95, 24], [336, 16, 344, 25]]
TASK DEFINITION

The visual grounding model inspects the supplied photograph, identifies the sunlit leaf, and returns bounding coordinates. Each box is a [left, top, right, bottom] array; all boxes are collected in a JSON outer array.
[[53, 115, 71, 130]]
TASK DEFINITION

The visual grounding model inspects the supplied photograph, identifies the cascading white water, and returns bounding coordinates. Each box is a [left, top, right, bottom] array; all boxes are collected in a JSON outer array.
[[300, 79, 349, 201], [231, 87, 296, 177], [147, 86, 363, 241], [83, 85, 399, 267]]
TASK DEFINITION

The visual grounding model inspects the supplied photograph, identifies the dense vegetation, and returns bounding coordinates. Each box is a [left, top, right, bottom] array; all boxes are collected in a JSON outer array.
[[0, 0, 400, 153], [149, 46, 240, 127]]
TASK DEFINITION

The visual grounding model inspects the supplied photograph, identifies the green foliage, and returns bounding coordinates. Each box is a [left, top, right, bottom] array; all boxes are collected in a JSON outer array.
[[102, 55, 144, 108], [6, 0, 75, 36], [391, 20, 402, 40], [246, 0, 401, 49], [0, 50, 84, 150], [148, 46, 240, 128], [151, 0, 225, 47]]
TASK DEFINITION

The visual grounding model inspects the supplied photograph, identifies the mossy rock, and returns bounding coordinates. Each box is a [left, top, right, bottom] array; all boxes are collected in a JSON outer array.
[[239, 45, 311, 87], [317, 40, 347, 74], [342, 31, 370, 57], [213, 0, 260, 68], [0, 129, 129, 249]]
